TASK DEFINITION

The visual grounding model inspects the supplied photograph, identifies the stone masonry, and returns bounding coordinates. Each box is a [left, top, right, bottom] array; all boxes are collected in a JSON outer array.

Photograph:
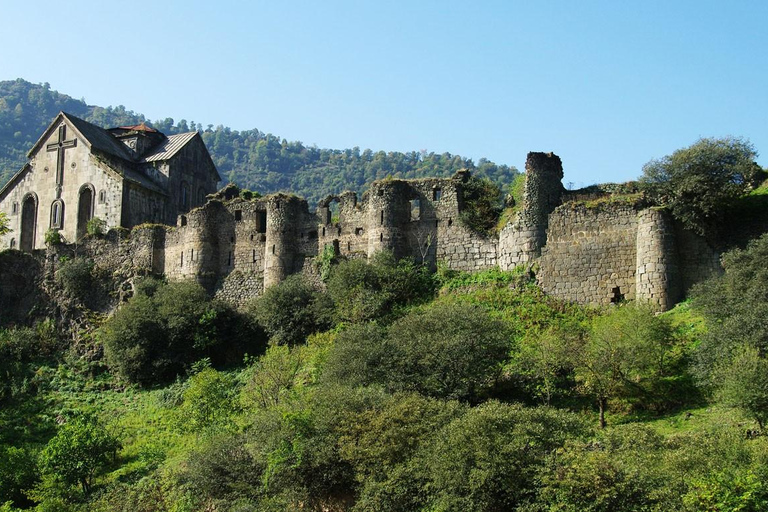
[[1, 151, 722, 312]]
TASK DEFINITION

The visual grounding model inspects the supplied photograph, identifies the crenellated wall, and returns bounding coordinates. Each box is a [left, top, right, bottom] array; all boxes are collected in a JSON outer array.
[[3, 151, 724, 313]]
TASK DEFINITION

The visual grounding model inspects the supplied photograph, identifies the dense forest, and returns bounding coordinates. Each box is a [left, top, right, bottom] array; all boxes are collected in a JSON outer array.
[[0, 79, 518, 205]]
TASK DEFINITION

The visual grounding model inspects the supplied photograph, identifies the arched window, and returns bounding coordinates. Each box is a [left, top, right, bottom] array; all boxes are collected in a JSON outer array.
[[198, 187, 206, 206], [98, 190, 106, 204], [11, 202, 18, 215], [50, 200, 64, 229], [181, 181, 189, 209], [9, 238, 16, 249]]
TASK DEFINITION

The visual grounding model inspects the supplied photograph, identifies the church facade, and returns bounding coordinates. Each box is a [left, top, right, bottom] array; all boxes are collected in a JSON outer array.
[[0, 112, 220, 250]]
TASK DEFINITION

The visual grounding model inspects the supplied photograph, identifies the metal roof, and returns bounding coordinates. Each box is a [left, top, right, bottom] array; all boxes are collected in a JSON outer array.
[[141, 132, 198, 162]]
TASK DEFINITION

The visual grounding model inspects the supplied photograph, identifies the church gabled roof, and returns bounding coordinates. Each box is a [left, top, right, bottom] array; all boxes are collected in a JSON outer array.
[[27, 112, 134, 161], [142, 132, 199, 162]]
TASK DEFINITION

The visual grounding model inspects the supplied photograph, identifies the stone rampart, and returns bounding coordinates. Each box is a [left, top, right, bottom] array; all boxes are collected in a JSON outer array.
[[1, 151, 726, 314]]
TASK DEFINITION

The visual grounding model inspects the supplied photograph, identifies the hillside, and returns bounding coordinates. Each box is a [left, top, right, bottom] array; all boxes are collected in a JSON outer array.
[[0, 79, 518, 206]]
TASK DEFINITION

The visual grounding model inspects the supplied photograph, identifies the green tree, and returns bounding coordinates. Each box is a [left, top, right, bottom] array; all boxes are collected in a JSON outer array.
[[716, 344, 768, 430], [326, 251, 436, 324], [693, 233, 768, 387], [176, 368, 238, 433], [640, 137, 762, 238], [38, 415, 120, 495], [415, 402, 588, 511], [576, 304, 674, 428], [324, 302, 511, 402]]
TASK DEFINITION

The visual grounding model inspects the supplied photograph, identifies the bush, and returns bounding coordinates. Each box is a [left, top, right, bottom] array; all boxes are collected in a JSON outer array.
[[37, 414, 120, 496], [248, 274, 333, 345], [0, 445, 38, 508], [86, 217, 106, 237], [175, 368, 238, 433], [102, 280, 265, 385], [326, 251, 436, 324], [44, 229, 63, 245], [414, 402, 589, 511], [56, 257, 95, 301], [459, 175, 503, 235], [0, 325, 59, 404], [324, 302, 511, 402]]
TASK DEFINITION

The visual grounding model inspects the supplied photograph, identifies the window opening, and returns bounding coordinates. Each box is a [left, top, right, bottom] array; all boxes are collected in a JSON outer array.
[[610, 286, 625, 304]]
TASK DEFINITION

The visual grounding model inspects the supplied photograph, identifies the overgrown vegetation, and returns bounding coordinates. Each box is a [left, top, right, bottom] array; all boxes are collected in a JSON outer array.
[[1, 128, 768, 510], [640, 136, 763, 240]]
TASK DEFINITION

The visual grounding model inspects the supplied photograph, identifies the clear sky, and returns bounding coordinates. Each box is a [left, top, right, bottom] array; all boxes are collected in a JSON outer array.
[[1, 0, 766, 187]]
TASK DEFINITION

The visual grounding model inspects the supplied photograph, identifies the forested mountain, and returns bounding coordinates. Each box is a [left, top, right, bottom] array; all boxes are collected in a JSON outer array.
[[0, 79, 518, 205]]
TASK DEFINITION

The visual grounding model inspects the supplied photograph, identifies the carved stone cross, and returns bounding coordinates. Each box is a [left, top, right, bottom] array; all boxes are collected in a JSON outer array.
[[46, 124, 77, 195]]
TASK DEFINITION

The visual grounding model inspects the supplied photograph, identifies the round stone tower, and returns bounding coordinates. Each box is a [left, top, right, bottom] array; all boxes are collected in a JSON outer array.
[[263, 195, 302, 289], [635, 208, 681, 311], [366, 180, 412, 258]]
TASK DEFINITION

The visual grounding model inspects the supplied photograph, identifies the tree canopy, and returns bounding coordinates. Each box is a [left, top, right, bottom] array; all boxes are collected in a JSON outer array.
[[640, 137, 762, 238]]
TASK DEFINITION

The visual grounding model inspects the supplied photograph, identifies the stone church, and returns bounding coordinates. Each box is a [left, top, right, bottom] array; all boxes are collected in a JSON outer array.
[[0, 112, 220, 250]]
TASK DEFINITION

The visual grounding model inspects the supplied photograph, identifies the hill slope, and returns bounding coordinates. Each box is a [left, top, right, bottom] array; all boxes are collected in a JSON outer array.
[[0, 79, 518, 205]]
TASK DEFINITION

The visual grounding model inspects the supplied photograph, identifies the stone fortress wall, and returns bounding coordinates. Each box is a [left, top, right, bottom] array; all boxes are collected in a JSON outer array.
[[23, 151, 721, 311]]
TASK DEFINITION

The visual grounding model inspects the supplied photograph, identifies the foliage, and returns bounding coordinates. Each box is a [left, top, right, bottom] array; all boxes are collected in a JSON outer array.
[[37, 414, 120, 496], [459, 175, 503, 235], [85, 217, 106, 237], [640, 136, 762, 238], [101, 279, 264, 385], [247, 274, 333, 346], [0, 445, 38, 508], [56, 256, 95, 302], [314, 244, 337, 282], [692, 234, 768, 429], [325, 302, 512, 402], [242, 344, 314, 410], [715, 344, 768, 430], [44, 228, 63, 245], [576, 304, 675, 427], [326, 251, 436, 324], [0, 324, 59, 404], [413, 402, 589, 511], [175, 368, 238, 434], [693, 233, 768, 383], [0, 212, 9, 236]]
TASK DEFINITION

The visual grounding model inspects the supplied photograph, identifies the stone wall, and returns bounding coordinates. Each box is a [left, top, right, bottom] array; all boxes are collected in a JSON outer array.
[[538, 202, 640, 306], [2, 151, 729, 315]]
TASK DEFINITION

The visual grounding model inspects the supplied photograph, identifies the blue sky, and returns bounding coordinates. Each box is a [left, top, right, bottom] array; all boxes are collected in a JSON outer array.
[[1, 1, 766, 187]]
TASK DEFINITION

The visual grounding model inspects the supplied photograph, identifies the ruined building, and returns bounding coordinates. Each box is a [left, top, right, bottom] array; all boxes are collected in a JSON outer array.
[[0, 112, 220, 250], [0, 114, 720, 312], [17, 153, 713, 312]]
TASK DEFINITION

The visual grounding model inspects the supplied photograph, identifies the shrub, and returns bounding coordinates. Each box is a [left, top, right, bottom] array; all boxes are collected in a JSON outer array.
[[44, 229, 63, 245], [326, 251, 436, 324], [324, 302, 511, 402], [102, 280, 265, 385], [37, 414, 120, 496], [86, 217, 106, 237], [175, 368, 238, 433], [414, 402, 589, 511], [459, 175, 503, 235], [247, 274, 333, 346], [56, 257, 95, 301]]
